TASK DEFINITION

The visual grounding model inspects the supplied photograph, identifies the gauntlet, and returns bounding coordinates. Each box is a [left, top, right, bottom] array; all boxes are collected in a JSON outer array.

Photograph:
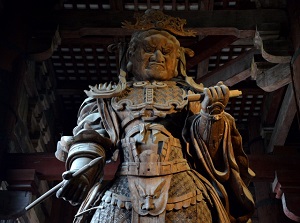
[[56, 142, 106, 205], [199, 83, 229, 159]]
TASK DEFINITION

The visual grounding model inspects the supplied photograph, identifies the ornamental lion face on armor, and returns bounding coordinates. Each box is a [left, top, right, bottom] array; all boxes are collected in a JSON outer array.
[[52, 9, 255, 223]]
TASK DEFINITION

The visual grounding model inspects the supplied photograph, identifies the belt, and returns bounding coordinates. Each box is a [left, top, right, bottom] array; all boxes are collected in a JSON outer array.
[[119, 159, 190, 176]]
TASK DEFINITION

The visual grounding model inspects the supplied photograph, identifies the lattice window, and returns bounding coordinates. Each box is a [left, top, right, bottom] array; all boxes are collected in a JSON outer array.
[[61, 0, 256, 11], [225, 92, 265, 123], [186, 66, 198, 78], [62, 0, 207, 11], [63, 0, 111, 10], [213, 0, 239, 9], [123, 0, 205, 11], [51, 44, 119, 86], [208, 45, 252, 72], [61, 94, 85, 111]]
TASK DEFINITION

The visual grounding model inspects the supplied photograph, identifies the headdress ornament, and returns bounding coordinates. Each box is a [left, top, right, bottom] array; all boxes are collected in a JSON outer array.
[[122, 9, 196, 37]]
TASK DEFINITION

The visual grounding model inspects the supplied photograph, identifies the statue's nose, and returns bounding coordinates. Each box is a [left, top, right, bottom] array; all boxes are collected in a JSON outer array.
[[141, 197, 155, 210], [150, 50, 164, 63]]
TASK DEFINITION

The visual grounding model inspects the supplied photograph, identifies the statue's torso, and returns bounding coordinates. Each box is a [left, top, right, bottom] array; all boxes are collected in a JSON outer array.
[[112, 81, 188, 126], [92, 81, 212, 223], [111, 80, 188, 162]]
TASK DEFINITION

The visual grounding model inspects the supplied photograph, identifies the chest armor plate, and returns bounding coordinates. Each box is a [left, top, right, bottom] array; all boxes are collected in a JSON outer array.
[[111, 81, 188, 121]]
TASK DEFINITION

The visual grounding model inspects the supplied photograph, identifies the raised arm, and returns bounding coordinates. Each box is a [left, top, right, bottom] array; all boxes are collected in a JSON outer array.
[[190, 82, 255, 222]]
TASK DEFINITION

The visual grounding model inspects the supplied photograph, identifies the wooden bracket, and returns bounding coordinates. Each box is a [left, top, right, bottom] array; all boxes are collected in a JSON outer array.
[[272, 170, 300, 222], [5, 169, 39, 194], [0, 191, 31, 220]]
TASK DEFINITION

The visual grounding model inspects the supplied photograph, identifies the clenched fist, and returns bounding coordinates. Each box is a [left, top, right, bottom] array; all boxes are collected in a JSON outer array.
[[201, 82, 229, 115]]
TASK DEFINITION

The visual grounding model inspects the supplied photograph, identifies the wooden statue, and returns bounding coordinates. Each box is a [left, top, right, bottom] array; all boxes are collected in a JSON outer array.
[[55, 9, 255, 223]]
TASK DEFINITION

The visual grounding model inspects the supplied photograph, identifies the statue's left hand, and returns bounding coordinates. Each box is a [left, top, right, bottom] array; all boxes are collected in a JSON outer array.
[[201, 82, 229, 114], [56, 170, 90, 206]]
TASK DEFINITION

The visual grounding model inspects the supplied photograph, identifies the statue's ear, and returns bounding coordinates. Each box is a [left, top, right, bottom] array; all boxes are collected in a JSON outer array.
[[178, 47, 204, 92], [184, 47, 195, 58], [108, 42, 129, 72], [126, 61, 133, 72], [178, 47, 194, 76]]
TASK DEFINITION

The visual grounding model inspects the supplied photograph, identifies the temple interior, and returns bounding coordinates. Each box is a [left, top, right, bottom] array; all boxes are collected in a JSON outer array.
[[0, 0, 300, 222]]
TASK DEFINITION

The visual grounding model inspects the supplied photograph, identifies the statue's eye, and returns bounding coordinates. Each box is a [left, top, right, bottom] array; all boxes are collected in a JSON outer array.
[[162, 48, 172, 55], [144, 45, 155, 53]]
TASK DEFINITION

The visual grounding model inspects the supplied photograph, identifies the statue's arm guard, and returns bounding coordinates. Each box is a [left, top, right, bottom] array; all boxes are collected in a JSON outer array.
[[192, 103, 255, 222], [197, 102, 226, 160], [55, 97, 113, 182], [196, 102, 254, 184]]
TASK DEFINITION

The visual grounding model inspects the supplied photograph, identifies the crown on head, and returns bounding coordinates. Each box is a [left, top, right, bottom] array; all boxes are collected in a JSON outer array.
[[122, 9, 196, 37]]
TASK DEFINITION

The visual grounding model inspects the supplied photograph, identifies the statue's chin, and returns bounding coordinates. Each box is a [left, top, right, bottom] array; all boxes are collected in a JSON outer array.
[[145, 69, 174, 81], [133, 68, 175, 81]]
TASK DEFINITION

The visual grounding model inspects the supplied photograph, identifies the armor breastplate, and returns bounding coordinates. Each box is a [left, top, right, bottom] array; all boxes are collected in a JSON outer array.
[[108, 81, 195, 220], [111, 81, 188, 125], [110, 80, 189, 165]]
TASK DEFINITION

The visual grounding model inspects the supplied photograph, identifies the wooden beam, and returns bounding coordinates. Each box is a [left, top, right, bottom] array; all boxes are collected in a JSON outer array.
[[258, 0, 287, 8], [4, 151, 300, 183], [59, 27, 255, 40], [254, 31, 292, 64], [272, 170, 300, 222], [4, 153, 64, 181], [196, 59, 209, 80], [248, 153, 300, 182], [5, 169, 39, 194], [45, 196, 78, 223], [256, 63, 291, 92], [28, 29, 61, 61], [4, 153, 118, 181], [247, 117, 287, 222], [201, 0, 214, 10], [42, 9, 289, 38], [223, 68, 251, 87], [57, 9, 288, 29], [267, 83, 297, 153], [0, 191, 31, 220], [197, 48, 258, 87], [0, 60, 28, 180], [288, 0, 300, 128], [262, 87, 286, 127], [186, 35, 238, 70]]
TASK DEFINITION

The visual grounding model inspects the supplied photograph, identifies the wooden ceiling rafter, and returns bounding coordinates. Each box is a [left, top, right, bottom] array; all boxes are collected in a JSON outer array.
[[48, 7, 289, 130], [196, 48, 257, 86], [266, 84, 297, 153], [186, 35, 238, 70], [2, 1, 300, 222], [39, 9, 288, 35]]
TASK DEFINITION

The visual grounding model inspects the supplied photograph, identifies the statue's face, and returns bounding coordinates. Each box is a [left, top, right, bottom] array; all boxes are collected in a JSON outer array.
[[129, 33, 180, 81]]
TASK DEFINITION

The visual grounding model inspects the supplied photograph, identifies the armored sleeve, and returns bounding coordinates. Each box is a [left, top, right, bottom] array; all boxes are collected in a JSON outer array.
[[55, 97, 113, 169]]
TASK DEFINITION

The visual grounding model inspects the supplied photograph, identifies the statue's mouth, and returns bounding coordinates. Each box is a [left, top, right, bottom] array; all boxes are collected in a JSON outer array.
[[148, 62, 165, 70]]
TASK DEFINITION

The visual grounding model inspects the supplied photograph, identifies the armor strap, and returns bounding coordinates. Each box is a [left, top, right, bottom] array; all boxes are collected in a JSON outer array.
[[119, 159, 190, 176], [66, 142, 106, 169], [200, 109, 224, 121], [125, 123, 172, 138], [131, 211, 165, 223]]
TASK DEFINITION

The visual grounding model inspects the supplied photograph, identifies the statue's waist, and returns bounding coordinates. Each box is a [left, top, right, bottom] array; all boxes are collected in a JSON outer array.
[[119, 159, 190, 176]]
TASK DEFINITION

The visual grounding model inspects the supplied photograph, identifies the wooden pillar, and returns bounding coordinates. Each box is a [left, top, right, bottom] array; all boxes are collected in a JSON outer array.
[[248, 117, 283, 223], [288, 0, 300, 127], [0, 0, 30, 178], [45, 197, 78, 223], [0, 59, 27, 178]]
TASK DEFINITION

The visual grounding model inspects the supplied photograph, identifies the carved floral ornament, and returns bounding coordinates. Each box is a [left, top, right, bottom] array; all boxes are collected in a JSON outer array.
[[122, 9, 197, 37]]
